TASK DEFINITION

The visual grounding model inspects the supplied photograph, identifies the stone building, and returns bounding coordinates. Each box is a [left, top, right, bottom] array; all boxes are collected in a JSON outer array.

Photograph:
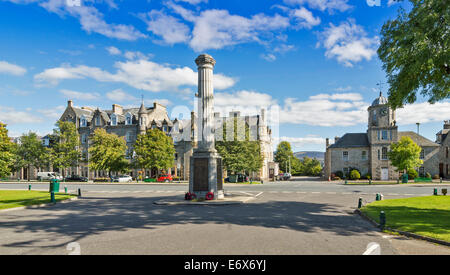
[[324, 93, 440, 180], [436, 120, 450, 179], [172, 109, 276, 181], [59, 100, 174, 179]]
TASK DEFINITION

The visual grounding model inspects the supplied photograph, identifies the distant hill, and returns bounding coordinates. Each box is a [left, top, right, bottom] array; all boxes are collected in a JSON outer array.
[[293, 151, 324, 161]]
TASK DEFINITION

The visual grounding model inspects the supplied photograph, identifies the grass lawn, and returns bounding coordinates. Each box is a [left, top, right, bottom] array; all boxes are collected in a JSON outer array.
[[345, 181, 441, 185], [361, 196, 450, 242], [0, 190, 76, 210]]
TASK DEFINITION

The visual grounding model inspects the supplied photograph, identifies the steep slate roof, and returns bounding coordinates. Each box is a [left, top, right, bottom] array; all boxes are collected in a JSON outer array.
[[398, 131, 439, 147], [328, 133, 369, 148]]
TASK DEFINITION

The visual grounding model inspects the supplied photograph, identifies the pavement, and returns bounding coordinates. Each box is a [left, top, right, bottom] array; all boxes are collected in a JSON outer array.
[[0, 177, 449, 255]]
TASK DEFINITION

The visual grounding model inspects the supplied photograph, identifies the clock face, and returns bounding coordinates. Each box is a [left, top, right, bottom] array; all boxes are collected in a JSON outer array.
[[380, 108, 388, 116]]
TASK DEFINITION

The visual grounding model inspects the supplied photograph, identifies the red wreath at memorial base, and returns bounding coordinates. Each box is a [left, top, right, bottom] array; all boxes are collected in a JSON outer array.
[[205, 192, 214, 200]]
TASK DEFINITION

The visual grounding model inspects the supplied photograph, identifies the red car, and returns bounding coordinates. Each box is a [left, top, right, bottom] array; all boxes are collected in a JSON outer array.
[[157, 174, 173, 182]]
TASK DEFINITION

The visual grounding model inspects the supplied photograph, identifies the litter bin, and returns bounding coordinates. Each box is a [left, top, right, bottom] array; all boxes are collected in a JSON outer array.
[[402, 173, 408, 184], [49, 178, 60, 193]]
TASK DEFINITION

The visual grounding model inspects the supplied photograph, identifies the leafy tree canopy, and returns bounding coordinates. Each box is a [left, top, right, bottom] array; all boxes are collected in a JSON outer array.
[[388, 136, 423, 172], [378, 0, 449, 109], [134, 129, 176, 172], [0, 122, 16, 178]]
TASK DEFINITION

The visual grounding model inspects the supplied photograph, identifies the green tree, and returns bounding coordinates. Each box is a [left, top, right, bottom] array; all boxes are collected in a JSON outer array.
[[378, 0, 449, 109], [133, 129, 176, 177], [0, 122, 16, 179], [215, 118, 262, 176], [51, 121, 81, 177], [16, 132, 50, 181], [388, 136, 423, 173], [88, 128, 128, 178], [274, 141, 294, 173]]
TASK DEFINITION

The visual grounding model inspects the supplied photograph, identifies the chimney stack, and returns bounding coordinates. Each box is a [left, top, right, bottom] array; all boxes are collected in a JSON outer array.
[[112, 104, 123, 115], [326, 138, 329, 147], [335, 136, 340, 143], [68, 100, 73, 107]]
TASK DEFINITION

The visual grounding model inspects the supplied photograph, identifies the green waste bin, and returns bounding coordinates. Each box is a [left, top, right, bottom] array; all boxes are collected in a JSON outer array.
[[402, 173, 408, 184], [49, 179, 60, 193]]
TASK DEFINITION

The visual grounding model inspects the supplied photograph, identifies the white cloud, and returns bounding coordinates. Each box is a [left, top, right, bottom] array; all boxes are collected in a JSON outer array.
[[106, 89, 135, 102], [168, 3, 290, 52], [387, 0, 399, 7], [37, 105, 66, 119], [275, 136, 326, 147], [334, 86, 352, 92], [260, 53, 277, 62], [214, 90, 276, 116], [318, 19, 379, 67], [0, 61, 27, 76], [279, 93, 368, 126], [106, 46, 121, 55], [0, 106, 43, 124], [140, 10, 191, 45], [292, 7, 321, 29], [283, 0, 352, 13], [174, 0, 208, 4], [396, 101, 450, 125], [35, 59, 236, 92], [6, 0, 147, 41], [59, 89, 100, 100]]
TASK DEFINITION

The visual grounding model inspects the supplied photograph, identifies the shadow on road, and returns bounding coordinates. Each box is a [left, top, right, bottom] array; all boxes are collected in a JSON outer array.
[[0, 195, 379, 249]]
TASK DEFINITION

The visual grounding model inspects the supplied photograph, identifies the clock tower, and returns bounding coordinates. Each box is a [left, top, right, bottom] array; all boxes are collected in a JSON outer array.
[[367, 92, 398, 180]]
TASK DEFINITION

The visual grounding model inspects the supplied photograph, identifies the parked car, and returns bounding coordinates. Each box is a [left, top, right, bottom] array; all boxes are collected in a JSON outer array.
[[277, 173, 291, 181], [37, 172, 63, 181], [157, 174, 173, 182], [64, 175, 88, 182], [225, 174, 249, 183], [112, 175, 133, 183]]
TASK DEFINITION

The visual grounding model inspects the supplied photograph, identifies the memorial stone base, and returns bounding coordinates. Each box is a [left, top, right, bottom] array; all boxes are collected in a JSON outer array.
[[189, 150, 224, 200]]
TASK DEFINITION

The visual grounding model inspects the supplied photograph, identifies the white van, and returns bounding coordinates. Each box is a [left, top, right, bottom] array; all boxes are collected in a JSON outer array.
[[37, 172, 63, 181]]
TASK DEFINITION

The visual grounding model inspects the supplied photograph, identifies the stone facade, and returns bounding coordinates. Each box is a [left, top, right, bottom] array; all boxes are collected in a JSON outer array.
[[324, 93, 441, 180], [173, 109, 275, 181], [436, 120, 450, 178], [59, 100, 174, 179]]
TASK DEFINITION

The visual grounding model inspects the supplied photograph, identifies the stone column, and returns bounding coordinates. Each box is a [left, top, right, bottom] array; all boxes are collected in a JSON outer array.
[[189, 54, 224, 199]]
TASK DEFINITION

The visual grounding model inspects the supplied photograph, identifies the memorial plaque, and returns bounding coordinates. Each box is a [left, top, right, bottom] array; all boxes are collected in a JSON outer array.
[[217, 158, 223, 190], [193, 158, 209, 192]]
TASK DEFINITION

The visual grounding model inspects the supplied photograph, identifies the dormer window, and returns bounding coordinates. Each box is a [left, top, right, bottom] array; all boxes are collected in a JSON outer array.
[[125, 113, 132, 125], [80, 116, 87, 127], [95, 116, 101, 126], [163, 124, 168, 133], [111, 114, 117, 126]]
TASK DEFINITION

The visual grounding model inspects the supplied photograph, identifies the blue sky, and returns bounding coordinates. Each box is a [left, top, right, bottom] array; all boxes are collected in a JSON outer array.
[[0, 0, 449, 152]]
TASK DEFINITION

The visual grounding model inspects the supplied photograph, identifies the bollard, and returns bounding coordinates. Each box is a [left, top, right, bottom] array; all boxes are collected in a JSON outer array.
[[345, 180, 348, 185], [64, 186, 68, 194], [78, 188, 82, 197], [376, 193, 380, 201], [369, 179, 372, 185], [379, 211, 386, 229], [433, 188, 438, 196], [440, 177, 443, 184], [28, 184, 31, 191], [358, 198, 363, 209], [50, 191, 55, 203], [442, 189, 447, 196]]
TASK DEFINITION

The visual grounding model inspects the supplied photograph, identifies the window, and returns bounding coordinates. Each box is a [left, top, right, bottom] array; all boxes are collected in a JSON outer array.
[[126, 132, 133, 142], [111, 114, 117, 126], [378, 150, 380, 160], [343, 167, 349, 177], [81, 134, 87, 144], [163, 124, 168, 133], [80, 116, 87, 127], [95, 116, 101, 126], [381, 147, 388, 160], [126, 114, 132, 125], [377, 130, 380, 140], [447, 147, 449, 158], [152, 124, 157, 129], [382, 130, 388, 140], [362, 151, 367, 160], [343, 151, 349, 161], [420, 148, 425, 159]]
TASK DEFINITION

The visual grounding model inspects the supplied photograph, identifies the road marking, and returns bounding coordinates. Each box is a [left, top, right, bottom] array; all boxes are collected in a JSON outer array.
[[325, 192, 336, 194], [363, 242, 381, 255], [311, 192, 321, 194], [255, 192, 263, 197]]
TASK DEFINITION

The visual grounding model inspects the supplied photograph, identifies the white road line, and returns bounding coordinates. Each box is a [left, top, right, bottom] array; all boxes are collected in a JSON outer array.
[[255, 192, 263, 197], [311, 192, 321, 194]]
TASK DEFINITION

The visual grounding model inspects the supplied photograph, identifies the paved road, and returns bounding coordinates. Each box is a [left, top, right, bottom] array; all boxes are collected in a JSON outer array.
[[0, 178, 449, 255]]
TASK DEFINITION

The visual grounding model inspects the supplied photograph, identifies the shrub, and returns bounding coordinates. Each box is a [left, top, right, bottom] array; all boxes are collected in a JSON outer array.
[[425, 172, 431, 179], [333, 176, 341, 181], [334, 171, 344, 179], [407, 169, 418, 180], [349, 169, 361, 180], [433, 174, 440, 180]]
